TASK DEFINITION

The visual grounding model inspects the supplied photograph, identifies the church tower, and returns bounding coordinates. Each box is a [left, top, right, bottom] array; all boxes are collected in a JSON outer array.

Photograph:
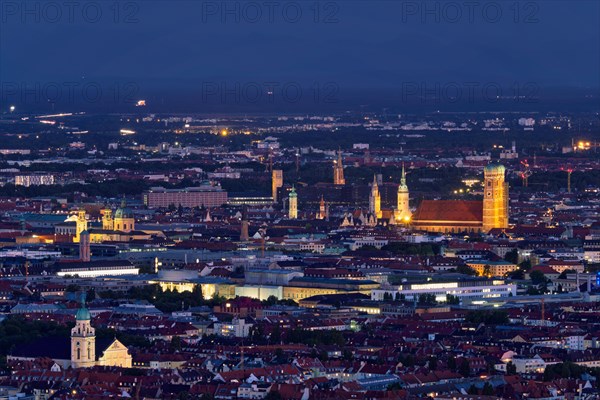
[[288, 186, 298, 219], [272, 170, 283, 203], [395, 163, 412, 223], [317, 196, 326, 220], [74, 210, 87, 243], [482, 163, 509, 233], [369, 175, 382, 219], [333, 149, 345, 185], [71, 295, 96, 369], [101, 208, 113, 230]]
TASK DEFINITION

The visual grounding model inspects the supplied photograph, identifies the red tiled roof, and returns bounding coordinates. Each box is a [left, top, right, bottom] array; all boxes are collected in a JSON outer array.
[[413, 200, 482, 222]]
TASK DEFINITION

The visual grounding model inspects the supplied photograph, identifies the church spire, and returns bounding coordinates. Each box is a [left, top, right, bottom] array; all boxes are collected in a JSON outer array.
[[401, 163, 406, 186]]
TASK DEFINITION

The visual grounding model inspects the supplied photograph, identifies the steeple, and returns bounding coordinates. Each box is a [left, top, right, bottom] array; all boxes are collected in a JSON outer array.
[[71, 293, 96, 368], [333, 148, 345, 185], [395, 163, 411, 224], [288, 186, 298, 219], [369, 175, 382, 219], [400, 163, 407, 189]]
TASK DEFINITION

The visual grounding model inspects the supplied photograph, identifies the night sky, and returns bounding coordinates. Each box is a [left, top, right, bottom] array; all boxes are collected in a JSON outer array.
[[1, 0, 599, 112]]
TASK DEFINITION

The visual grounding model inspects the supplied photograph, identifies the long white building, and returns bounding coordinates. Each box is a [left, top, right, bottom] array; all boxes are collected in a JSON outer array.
[[371, 278, 516, 303]]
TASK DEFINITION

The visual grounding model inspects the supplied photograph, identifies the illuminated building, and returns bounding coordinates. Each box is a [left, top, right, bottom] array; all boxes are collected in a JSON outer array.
[[288, 186, 298, 219], [333, 149, 345, 185], [371, 278, 516, 303], [412, 163, 509, 234], [394, 164, 412, 224], [482, 162, 509, 232], [369, 175, 382, 219], [15, 174, 55, 187], [317, 196, 327, 220], [57, 260, 139, 278], [74, 210, 87, 243], [272, 169, 283, 203], [68, 299, 131, 369], [143, 185, 227, 208], [466, 260, 518, 277], [70, 300, 96, 368]]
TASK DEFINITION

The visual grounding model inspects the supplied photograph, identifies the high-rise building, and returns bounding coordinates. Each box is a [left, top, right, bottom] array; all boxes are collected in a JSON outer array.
[[395, 164, 412, 223], [369, 175, 382, 219], [143, 185, 227, 209], [482, 163, 509, 233], [288, 186, 298, 219], [272, 169, 283, 203], [333, 150, 345, 185]]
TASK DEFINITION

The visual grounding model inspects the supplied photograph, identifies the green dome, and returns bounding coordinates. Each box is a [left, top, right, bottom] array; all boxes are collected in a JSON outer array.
[[484, 162, 505, 174], [114, 207, 133, 219], [114, 199, 133, 219], [76, 307, 91, 321]]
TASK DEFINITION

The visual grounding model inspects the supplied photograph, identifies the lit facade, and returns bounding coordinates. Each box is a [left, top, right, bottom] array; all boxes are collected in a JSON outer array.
[[371, 278, 516, 303], [272, 169, 283, 203], [482, 163, 509, 232], [394, 164, 412, 223], [333, 150, 345, 185], [143, 185, 227, 208], [288, 186, 298, 219], [369, 176, 382, 219]]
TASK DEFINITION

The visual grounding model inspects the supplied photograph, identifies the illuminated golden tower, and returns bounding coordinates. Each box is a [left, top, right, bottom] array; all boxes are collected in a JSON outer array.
[[272, 169, 283, 203], [333, 149, 345, 185], [74, 209, 87, 243], [395, 163, 412, 223], [101, 208, 113, 230], [288, 186, 298, 219], [482, 163, 509, 233], [369, 175, 382, 219], [318, 195, 326, 220]]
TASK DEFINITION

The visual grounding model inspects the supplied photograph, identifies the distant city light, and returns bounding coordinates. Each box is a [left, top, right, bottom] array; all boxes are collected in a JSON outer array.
[[136, 100, 146, 107], [120, 129, 136, 135], [9, 105, 15, 113]]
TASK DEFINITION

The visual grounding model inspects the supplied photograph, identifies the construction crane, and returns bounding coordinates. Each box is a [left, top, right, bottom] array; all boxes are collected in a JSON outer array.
[[520, 159, 532, 187], [560, 167, 574, 193]]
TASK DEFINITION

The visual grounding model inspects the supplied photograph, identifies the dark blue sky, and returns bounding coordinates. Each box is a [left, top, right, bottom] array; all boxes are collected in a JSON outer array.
[[1, 0, 599, 111]]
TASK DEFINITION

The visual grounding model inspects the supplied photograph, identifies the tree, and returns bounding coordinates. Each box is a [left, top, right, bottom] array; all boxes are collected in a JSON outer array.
[[459, 358, 471, 377], [482, 382, 495, 396], [504, 248, 519, 264], [447, 356, 457, 372], [467, 384, 478, 395], [170, 336, 182, 352], [264, 391, 282, 400], [456, 264, 477, 276], [506, 361, 517, 375], [428, 356, 438, 371], [482, 264, 492, 277], [446, 294, 460, 305], [530, 270, 547, 285], [270, 324, 281, 344], [519, 259, 532, 271]]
